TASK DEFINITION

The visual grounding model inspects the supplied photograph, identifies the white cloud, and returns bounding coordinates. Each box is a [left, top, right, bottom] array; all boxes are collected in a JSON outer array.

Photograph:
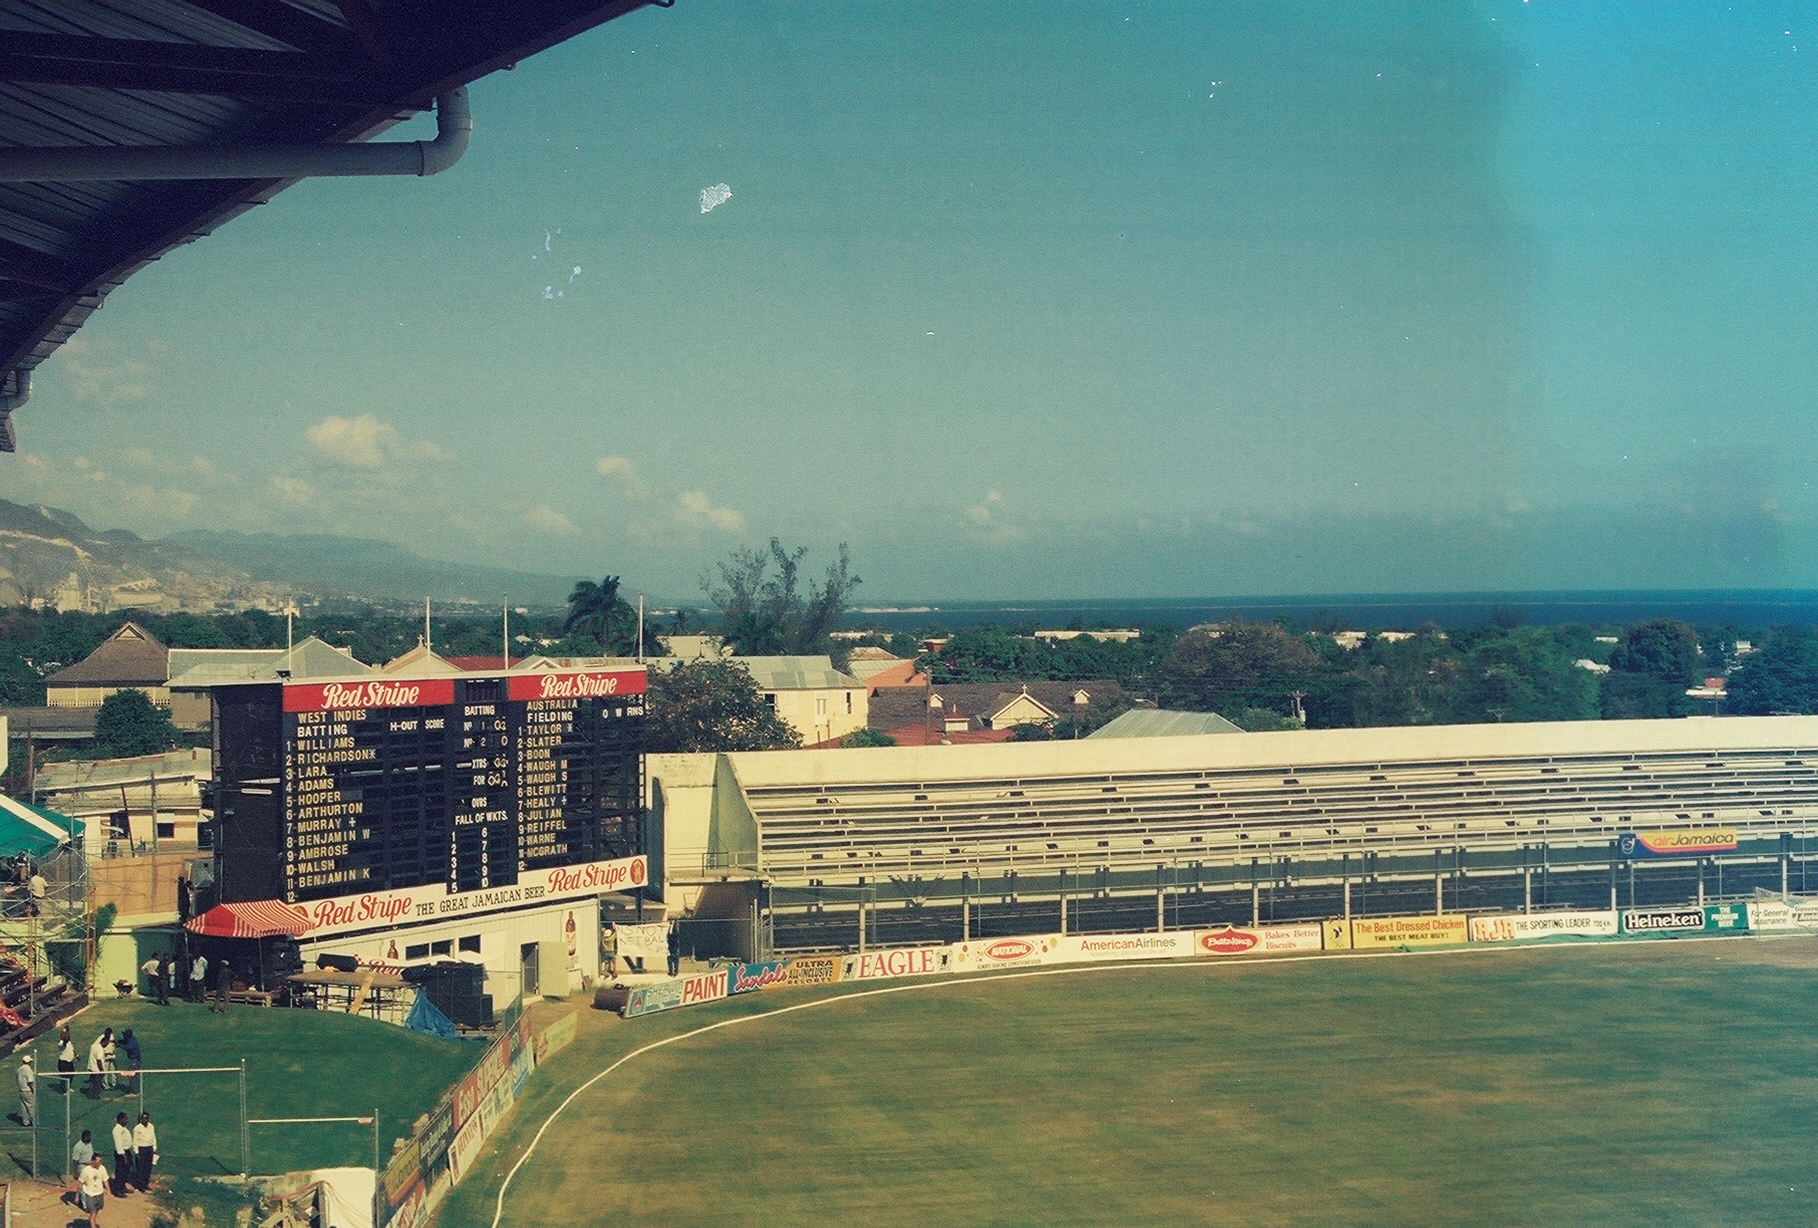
[[59, 335, 153, 406], [272, 476, 313, 507], [306, 414, 454, 468], [701, 183, 732, 213], [676, 490, 746, 532], [965, 489, 1004, 526], [526, 505, 580, 535], [595, 455, 649, 498]]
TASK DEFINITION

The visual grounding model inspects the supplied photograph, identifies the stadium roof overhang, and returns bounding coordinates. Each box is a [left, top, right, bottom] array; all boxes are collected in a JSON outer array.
[[0, 0, 657, 451]]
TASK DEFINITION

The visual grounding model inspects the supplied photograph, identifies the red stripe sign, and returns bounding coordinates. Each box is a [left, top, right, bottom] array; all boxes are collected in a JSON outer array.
[[284, 678, 456, 712], [507, 670, 646, 701]]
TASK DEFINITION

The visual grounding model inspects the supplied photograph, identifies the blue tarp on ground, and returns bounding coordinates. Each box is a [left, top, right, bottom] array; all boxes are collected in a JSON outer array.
[[0, 793, 82, 857], [405, 989, 459, 1039]]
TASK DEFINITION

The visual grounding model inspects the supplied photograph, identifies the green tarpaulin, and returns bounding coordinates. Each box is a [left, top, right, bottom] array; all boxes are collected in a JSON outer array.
[[0, 794, 83, 857]]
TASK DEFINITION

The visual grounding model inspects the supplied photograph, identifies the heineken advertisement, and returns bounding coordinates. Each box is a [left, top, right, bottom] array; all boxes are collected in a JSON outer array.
[[1620, 905, 1751, 936]]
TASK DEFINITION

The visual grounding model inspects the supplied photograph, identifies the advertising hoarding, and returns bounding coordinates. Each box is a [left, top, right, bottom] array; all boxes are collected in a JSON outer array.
[[1621, 907, 1707, 935], [951, 935, 1060, 971], [1617, 830, 1739, 859], [1468, 911, 1618, 942], [840, 946, 953, 981], [1195, 923, 1325, 957], [1346, 915, 1469, 948]]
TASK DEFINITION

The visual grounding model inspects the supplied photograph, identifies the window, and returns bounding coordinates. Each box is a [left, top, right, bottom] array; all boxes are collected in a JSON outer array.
[[155, 822, 175, 840], [845, 691, 853, 714], [817, 697, 828, 716], [764, 693, 776, 707], [459, 935, 481, 953], [404, 943, 429, 960], [431, 939, 452, 956]]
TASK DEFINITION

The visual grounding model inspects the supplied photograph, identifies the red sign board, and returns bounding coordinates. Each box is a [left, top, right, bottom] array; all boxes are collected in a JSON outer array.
[[507, 670, 646, 702], [284, 678, 457, 712]]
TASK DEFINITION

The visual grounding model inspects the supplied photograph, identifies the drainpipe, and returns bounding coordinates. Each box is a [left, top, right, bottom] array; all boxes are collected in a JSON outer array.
[[0, 88, 471, 182], [0, 371, 25, 453]]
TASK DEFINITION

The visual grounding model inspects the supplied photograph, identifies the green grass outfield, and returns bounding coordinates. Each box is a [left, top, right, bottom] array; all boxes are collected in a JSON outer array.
[[2, 996, 477, 1179], [441, 938, 1818, 1228]]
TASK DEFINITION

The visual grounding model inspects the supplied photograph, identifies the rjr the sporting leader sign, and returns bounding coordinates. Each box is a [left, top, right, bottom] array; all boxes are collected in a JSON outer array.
[[272, 854, 647, 939]]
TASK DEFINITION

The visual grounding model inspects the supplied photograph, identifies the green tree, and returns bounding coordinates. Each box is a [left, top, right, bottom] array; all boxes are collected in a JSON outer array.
[[643, 660, 802, 753], [1728, 627, 1818, 715], [1602, 618, 1700, 719], [705, 540, 859, 665], [837, 727, 897, 748], [94, 689, 179, 757], [564, 575, 639, 655], [1158, 620, 1321, 723], [1446, 627, 1598, 724]]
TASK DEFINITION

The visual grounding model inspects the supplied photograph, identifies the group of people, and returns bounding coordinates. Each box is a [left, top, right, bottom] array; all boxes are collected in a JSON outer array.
[[138, 950, 231, 1006], [67, 1110, 158, 1224], [3, 857, 48, 919], [15, 1024, 146, 1123]]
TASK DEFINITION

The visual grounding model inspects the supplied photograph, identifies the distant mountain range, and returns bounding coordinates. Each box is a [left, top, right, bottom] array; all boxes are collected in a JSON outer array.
[[168, 529, 576, 607], [0, 498, 576, 612]]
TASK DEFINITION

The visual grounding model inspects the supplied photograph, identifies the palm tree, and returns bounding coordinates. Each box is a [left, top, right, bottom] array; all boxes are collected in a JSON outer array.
[[565, 575, 631, 652]]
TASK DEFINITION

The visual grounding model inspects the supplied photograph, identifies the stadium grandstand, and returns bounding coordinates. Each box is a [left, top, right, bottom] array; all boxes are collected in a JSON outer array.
[[652, 715, 1818, 952]]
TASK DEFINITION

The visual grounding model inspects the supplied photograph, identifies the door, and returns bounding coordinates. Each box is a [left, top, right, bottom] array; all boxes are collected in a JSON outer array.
[[519, 942, 540, 997]]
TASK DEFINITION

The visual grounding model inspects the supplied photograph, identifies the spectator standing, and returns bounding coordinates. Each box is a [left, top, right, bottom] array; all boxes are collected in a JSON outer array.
[[131, 1112, 157, 1191], [100, 1028, 117, 1091], [176, 876, 190, 922], [119, 1031, 141, 1095], [190, 953, 208, 1003], [602, 925, 618, 979], [85, 1031, 104, 1099], [211, 960, 231, 1013], [56, 1025, 76, 1084], [74, 1151, 108, 1227], [139, 955, 159, 999], [27, 868, 46, 918], [71, 1127, 94, 1168], [109, 1113, 132, 1196], [15, 1053, 32, 1126], [667, 923, 681, 977]]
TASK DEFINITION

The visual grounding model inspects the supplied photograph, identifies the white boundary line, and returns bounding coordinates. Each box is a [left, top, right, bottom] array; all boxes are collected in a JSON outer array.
[[486, 931, 1766, 1228]]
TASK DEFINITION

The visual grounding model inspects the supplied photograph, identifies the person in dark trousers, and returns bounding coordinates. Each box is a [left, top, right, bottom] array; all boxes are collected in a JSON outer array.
[[131, 1111, 156, 1191], [56, 1025, 76, 1086], [176, 876, 190, 923], [211, 960, 232, 1013], [153, 957, 169, 1006], [666, 923, 681, 977], [110, 1112, 132, 1196], [119, 1030, 141, 1095]]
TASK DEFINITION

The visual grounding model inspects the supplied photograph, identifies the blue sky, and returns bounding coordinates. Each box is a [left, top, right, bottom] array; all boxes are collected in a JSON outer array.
[[7, 1, 1818, 602]]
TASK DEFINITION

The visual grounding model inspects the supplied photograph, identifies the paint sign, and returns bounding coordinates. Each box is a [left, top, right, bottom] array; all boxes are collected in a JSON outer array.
[[727, 960, 793, 994], [782, 954, 841, 987], [1749, 899, 1818, 931], [1622, 907, 1707, 936], [1346, 915, 1469, 948], [1618, 830, 1739, 859], [623, 968, 728, 1017], [1194, 923, 1325, 957], [951, 934, 1060, 971], [840, 946, 953, 981], [1053, 931, 1200, 963], [1468, 911, 1618, 943], [624, 978, 684, 1018]]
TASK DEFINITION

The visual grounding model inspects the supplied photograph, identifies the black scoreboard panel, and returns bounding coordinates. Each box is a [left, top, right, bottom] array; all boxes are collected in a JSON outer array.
[[213, 670, 645, 905]]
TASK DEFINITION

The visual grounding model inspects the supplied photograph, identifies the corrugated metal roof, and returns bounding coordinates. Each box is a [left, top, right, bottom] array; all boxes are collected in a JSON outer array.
[[41, 619, 167, 685], [1087, 709, 1245, 739], [167, 634, 371, 686], [737, 656, 863, 692], [0, 0, 652, 450]]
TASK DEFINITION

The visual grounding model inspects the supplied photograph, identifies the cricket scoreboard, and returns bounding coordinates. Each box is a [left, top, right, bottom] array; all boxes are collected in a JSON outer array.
[[212, 669, 645, 907]]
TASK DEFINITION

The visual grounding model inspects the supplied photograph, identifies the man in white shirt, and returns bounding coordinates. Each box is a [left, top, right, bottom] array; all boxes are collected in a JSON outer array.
[[131, 1111, 157, 1191], [85, 1032, 104, 1100], [15, 1053, 32, 1126], [110, 1112, 132, 1196], [74, 1152, 107, 1227], [190, 953, 208, 1003], [71, 1127, 94, 1168]]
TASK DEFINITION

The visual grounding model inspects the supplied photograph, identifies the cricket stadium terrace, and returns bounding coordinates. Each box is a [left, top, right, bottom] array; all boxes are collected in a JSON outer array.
[[650, 715, 1818, 951]]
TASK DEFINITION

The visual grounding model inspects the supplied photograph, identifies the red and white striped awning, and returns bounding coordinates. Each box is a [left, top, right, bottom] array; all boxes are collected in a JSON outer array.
[[185, 901, 311, 939]]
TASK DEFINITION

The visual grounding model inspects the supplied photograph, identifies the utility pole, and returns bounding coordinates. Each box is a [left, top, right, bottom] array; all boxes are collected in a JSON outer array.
[[1290, 690, 1306, 725]]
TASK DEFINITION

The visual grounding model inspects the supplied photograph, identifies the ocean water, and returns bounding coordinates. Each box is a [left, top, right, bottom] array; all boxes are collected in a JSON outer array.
[[847, 591, 1818, 633]]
